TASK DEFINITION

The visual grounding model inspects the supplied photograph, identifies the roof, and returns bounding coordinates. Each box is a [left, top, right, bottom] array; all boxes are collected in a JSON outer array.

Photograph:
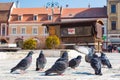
[[0, 12, 9, 22], [9, 20, 52, 24], [0, 2, 13, 11], [42, 19, 97, 26], [0, 2, 13, 22], [61, 6, 107, 18], [12, 8, 61, 15]]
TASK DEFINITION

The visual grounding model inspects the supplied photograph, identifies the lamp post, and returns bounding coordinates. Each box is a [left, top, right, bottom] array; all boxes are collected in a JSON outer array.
[[46, 1, 59, 22]]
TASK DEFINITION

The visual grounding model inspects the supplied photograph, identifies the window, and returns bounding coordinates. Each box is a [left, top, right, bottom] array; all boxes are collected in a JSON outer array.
[[21, 27, 26, 34], [102, 27, 104, 34], [61, 28, 68, 36], [111, 21, 116, 30], [12, 27, 17, 34], [48, 15, 52, 20], [1, 23, 7, 36], [44, 26, 48, 34], [111, 4, 116, 13], [32, 27, 38, 35], [33, 15, 37, 21], [18, 15, 22, 21]]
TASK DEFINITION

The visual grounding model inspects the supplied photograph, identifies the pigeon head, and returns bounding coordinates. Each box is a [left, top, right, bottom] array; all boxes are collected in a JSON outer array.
[[61, 51, 68, 58], [101, 52, 105, 56], [76, 55, 82, 59], [93, 53, 98, 58], [88, 47, 95, 55], [27, 51, 34, 57], [39, 50, 45, 58]]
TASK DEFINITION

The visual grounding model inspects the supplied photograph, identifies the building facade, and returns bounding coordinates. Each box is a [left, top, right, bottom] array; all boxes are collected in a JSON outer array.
[[0, 2, 108, 49], [43, 7, 107, 51], [9, 8, 61, 48], [0, 2, 15, 44], [107, 0, 120, 45], [61, 7, 108, 49]]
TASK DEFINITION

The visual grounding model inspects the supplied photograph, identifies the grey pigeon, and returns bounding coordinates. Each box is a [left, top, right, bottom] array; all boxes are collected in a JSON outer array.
[[45, 61, 68, 75], [45, 51, 69, 75], [100, 52, 112, 68], [10, 51, 34, 73], [36, 50, 47, 71], [85, 46, 95, 63], [69, 55, 82, 69], [90, 53, 102, 75]]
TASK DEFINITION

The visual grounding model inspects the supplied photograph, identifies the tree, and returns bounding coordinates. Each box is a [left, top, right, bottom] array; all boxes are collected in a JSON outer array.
[[45, 35, 60, 49]]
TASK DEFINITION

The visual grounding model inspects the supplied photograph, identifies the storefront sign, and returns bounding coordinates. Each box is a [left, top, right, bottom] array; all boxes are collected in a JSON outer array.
[[68, 28, 75, 34]]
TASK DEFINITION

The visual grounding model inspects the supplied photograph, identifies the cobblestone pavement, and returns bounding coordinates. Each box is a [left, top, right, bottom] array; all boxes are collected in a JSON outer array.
[[0, 53, 120, 80]]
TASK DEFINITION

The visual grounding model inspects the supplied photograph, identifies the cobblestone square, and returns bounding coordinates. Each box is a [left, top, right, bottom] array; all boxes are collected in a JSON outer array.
[[0, 51, 120, 80]]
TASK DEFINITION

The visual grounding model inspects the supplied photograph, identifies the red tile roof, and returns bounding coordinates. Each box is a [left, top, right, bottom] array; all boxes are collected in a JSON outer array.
[[12, 7, 61, 15], [9, 20, 52, 24], [0, 2, 13, 11], [61, 7, 107, 18]]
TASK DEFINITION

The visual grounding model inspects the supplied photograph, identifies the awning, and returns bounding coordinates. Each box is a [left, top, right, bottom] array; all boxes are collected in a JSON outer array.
[[42, 19, 97, 26], [110, 39, 120, 44]]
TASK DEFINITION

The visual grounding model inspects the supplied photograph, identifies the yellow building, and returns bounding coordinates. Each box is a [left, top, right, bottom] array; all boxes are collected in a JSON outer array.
[[107, 0, 120, 44]]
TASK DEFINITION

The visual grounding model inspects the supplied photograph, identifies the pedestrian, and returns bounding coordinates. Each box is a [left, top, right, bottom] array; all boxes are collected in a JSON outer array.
[[117, 46, 120, 53], [108, 44, 113, 53], [112, 45, 118, 53]]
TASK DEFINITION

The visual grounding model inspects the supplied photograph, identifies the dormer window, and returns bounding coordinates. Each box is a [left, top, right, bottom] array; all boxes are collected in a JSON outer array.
[[48, 15, 52, 20], [33, 15, 37, 21], [18, 15, 22, 21], [69, 14, 72, 16]]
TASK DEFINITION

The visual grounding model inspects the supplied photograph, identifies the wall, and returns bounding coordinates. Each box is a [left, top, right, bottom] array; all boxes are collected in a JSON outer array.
[[8, 23, 48, 45]]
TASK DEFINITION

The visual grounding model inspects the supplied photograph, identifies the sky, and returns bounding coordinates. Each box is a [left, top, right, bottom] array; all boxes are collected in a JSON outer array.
[[0, 0, 107, 8]]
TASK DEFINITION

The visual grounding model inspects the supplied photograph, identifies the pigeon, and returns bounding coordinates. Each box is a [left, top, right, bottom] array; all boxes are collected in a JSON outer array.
[[69, 55, 82, 69], [100, 52, 112, 68], [90, 53, 102, 75], [85, 46, 95, 63], [45, 51, 69, 75], [36, 50, 47, 71], [55, 51, 68, 63], [45, 61, 68, 75], [10, 51, 34, 73]]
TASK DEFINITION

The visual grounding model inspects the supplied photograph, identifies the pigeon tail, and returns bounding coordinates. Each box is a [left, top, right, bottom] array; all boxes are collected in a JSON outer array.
[[107, 61, 112, 68], [45, 68, 53, 75], [10, 67, 17, 73], [95, 69, 102, 75], [108, 64, 112, 68], [95, 72, 102, 75]]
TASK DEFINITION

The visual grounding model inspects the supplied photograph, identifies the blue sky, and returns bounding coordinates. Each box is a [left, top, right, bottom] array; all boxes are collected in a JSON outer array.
[[0, 0, 107, 8]]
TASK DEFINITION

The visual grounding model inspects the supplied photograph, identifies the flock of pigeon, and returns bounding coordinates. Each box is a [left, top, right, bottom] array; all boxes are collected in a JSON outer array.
[[10, 47, 112, 76]]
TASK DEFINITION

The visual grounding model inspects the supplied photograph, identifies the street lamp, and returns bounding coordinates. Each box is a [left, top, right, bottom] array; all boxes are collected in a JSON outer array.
[[46, 1, 59, 22]]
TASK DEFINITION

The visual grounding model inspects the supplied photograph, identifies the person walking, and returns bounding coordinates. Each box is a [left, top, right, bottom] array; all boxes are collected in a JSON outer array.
[[108, 44, 113, 53]]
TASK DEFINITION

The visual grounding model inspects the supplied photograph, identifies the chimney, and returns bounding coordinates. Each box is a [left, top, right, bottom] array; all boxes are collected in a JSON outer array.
[[60, 6, 62, 15], [16, 0, 19, 8], [88, 3, 90, 8], [66, 4, 69, 8]]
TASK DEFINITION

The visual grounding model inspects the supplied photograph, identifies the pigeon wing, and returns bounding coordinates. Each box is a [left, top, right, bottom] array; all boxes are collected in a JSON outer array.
[[69, 59, 76, 67], [15, 58, 28, 69]]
